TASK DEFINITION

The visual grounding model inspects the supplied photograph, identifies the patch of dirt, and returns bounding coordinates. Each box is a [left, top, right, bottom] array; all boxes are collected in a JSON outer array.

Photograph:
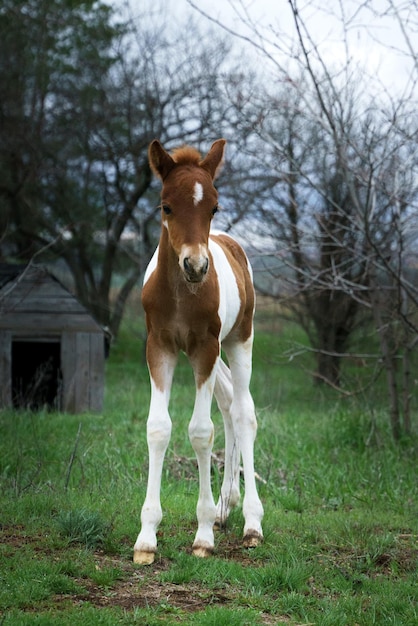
[[0, 524, 56, 556], [54, 550, 287, 623], [314, 531, 418, 581], [71, 539, 264, 613], [1, 525, 282, 622], [69, 577, 232, 612]]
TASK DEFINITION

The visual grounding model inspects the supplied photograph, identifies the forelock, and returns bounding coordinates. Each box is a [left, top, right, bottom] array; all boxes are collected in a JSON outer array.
[[171, 146, 202, 166]]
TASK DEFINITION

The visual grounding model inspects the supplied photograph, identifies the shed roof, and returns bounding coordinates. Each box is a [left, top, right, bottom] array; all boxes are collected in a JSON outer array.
[[0, 263, 24, 289], [0, 264, 103, 334]]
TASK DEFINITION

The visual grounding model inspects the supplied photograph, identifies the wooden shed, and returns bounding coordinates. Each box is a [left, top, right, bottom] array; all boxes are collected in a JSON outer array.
[[0, 264, 105, 413]]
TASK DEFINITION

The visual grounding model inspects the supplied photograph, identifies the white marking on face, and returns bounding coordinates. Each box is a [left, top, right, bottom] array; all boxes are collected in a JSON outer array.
[[193, 181, 204, 206]]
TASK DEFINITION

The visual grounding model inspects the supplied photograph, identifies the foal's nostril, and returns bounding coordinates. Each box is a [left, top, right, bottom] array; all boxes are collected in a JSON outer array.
[[183, 256, 208, 279]]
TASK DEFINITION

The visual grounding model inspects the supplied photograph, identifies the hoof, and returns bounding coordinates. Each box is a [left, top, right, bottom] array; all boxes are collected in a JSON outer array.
[[213, 519, 226, 531], [133, 549, 155, 565], [243, 531, 263, 549], [192, 544, 214, 558]]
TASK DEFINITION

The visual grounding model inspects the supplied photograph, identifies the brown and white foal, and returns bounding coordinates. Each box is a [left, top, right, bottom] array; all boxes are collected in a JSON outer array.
[[133, 139, 263, 564]]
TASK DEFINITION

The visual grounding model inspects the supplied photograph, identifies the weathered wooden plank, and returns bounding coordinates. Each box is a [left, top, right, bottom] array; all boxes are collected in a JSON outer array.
[[61, 331, 104, 413], [1, 281, 70, 297], [74, 332, 90, 412], [15, 289, 77, 303], [61, 332, 77, 413], [0, 313, 102, 333], [0, 330, 12, 408], [88, 333, 105, 412], [0, 275, 70, 299], [12, 335, 62, 343], [1, 297, 87, 313], [61, 332, 75, 413], [62, 332, 91, 412]]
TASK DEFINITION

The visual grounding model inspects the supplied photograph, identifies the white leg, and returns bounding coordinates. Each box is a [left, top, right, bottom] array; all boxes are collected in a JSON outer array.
[[214, 358, 240, 527], [133, 354, 176, 564], [189, 366, 218, 557], [224, 338, 264, 546]]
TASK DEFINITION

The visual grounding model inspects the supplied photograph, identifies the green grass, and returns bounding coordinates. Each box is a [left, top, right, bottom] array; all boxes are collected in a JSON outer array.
[[55, 509, 112, 549], [0, 314, 417, 625]]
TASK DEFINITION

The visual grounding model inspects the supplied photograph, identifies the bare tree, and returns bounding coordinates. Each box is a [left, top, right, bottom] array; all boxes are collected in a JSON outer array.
[[189, 0, 418, 437], [0, 2, 247, 337], [285, 0, 418, 437]]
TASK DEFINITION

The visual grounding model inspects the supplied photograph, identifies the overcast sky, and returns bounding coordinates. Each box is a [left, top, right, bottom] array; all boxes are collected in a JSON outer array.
[[129, 0, 417, 96]]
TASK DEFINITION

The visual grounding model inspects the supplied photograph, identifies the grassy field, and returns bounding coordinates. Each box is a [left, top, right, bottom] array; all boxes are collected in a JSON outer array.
[[0, 308, 417, 625]]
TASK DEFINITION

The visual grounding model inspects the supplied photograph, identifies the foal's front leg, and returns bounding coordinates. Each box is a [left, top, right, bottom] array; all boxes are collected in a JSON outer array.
[[188, 362, 218, 558], [133, 350, 176, 565]]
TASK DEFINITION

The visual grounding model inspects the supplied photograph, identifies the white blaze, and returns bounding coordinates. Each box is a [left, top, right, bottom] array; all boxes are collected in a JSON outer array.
[[193, 181, 204, 206]]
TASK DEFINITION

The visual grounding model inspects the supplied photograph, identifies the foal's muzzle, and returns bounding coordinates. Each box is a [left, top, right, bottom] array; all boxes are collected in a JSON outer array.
[[179, 245, 209, 283], [183, 256, 209, 282]]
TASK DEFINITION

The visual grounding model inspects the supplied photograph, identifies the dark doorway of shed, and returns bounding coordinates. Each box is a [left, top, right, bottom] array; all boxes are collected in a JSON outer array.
[[12, 340, 62, 410]]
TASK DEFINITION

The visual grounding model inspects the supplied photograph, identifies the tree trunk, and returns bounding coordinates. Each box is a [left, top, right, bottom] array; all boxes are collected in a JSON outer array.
[[402, 346, 411, 436], [109, 265, 144, 338], [316, 350, 342, 387], [314, 324, 350, 387], [369, 288, 401, 440], [310, 289, 356, 387]]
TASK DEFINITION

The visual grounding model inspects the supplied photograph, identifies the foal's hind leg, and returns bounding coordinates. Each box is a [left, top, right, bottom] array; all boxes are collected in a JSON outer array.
[[214, 358, 241, 527], [224, 338, 264, 547]]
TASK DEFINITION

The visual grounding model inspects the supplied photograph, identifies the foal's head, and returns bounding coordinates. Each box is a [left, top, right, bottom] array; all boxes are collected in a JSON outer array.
[[149, 139, 226, 284]]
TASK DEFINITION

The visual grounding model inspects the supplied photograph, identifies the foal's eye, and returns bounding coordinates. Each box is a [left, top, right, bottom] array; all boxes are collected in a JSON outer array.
[[212, 205, 218, 216], [162, 205, 172, 215]]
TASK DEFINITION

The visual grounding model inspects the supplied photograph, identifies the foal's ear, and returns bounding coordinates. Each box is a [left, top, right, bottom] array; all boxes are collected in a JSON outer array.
[[200, 139, 226, 180], [148, 140, 176, 180]]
